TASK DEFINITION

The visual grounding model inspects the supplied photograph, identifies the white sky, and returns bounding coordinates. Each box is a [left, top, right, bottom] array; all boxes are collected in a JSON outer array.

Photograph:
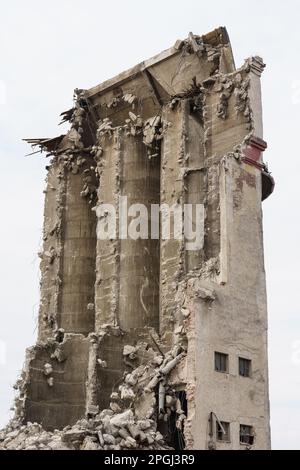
[[0, 0, 299, 450]]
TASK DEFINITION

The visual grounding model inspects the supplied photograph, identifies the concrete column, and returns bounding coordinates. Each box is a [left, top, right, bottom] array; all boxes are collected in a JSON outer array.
[[119, 132, 160, 331], [160, 100, 209, 340], [95, 129, 160, 332], [184, 107, 206, 272], [160, 101, 187, 341], [95, 131, 121, 330], [38, 160, 66, 341], [57, 158, 97, 334]]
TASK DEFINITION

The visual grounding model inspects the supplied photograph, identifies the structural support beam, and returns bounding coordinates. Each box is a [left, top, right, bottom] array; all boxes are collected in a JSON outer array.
[[58, 159, 97, 334], [160, 101, 187, 342], [95, 130, 160, 332]]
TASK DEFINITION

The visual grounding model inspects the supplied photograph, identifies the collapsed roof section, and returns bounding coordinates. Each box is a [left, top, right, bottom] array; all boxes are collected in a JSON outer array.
[[84, 27, 235, 124], [24, 26, 235, 150], [23, 26, 273, 201]]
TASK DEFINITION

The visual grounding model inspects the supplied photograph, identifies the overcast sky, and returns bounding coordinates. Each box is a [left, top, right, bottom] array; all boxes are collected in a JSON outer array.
[[0, 0, 299, 450]]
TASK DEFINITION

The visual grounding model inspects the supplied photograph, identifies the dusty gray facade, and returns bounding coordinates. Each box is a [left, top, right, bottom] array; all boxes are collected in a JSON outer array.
[[0, 27, 274, 450]]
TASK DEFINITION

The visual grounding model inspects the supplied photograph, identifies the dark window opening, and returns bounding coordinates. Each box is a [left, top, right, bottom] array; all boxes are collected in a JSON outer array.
[[215, 352, 228, 373], [239, 357, 251, 377], [216, 421, 230, 442], [158, 390, 187, 450], [240, 425, 254, 445]]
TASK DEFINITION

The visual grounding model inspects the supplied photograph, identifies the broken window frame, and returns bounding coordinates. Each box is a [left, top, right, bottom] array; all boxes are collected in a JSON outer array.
[[240, 424, 254, 445], [214, 351, 229, 373], [239, 357, 251, 377], [216, 421, 230, 443]]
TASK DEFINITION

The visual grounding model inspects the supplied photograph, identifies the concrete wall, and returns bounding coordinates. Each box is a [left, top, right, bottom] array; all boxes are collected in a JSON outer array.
[[119, 133, 160, 331], [186, 159, 270, 449], [38, 159, 66, 341], [24, 335, 90, 431], [38, 150, 97, 339], [160, 103, 186, 341], [183, 59, 271, 450], [58, 160, 97, 334], [95, 131, 160, 331]]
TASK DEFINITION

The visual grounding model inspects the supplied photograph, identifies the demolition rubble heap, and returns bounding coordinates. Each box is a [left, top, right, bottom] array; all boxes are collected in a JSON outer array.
[[0, 27, 274, 450]]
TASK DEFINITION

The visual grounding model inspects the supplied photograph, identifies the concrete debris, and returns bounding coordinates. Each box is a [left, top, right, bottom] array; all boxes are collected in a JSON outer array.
[[187, 32, 205, 55], [125, 373, 138, 387], [143, 116, 162, 146], [216, 79, 234, 119], [174, 325, 184, 335], [158, 381, 166, 413], [123, 93, 136, 105], [47, 377, 54, 387], [110, 402, 122, 413], [80, 168, 97, 204], [181, 308, 190, 318], [151, 355, 164, 366], [125, 112, 143, 137], [198, 257, 220, 279], [119, 385, 135, 401], [0, 337, 183, 449], [159, 352, 186, 376], [106, 93, 136, 109], [174, 39, 185, 51], [106, 97, 121, 109], [97, 118, 114, 137], [110, 410, 134, 428], [41, 246, 57, 264], [110, 392, 119, 401], [86, 405, 99, 416], [43, 363, 53, 376], [142, 115, 163, 159], [196, 287, 216, 302], [51, 345, 66, 362], [129, 111, 138, 122], [234, 76, 251, 118], [123, 345, 137, 359], [91, 145, 103, 162], [68, 128, 84, 150], [0, 397, 171, 450], [97, 359, 107, 368]]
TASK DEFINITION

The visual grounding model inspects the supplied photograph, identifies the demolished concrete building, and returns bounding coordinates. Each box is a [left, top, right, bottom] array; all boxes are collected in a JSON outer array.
[[0, 27, 274, 450]]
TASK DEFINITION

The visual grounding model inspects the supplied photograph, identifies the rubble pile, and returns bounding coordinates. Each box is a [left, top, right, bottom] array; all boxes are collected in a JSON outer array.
[[0, 338, 187, 451], [0, 413, 168, 451]]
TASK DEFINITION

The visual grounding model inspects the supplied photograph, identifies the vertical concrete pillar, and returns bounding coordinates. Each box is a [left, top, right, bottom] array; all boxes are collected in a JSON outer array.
[[95, 131, 121, 330], [160, 101, 187, 341], [95, 129, 160, 332], [39, 145, 97, 338], [184, 109, 206, 272], [119, 132, 160, 331], [57, 157, 97, 334], [38, 160, 66, 341], [160, 100, 208, 340]]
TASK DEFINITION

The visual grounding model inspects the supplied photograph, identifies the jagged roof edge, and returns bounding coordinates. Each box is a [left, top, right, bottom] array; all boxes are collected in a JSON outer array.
[[85, 26, 235, 100], [23, 27, 235, 153]]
